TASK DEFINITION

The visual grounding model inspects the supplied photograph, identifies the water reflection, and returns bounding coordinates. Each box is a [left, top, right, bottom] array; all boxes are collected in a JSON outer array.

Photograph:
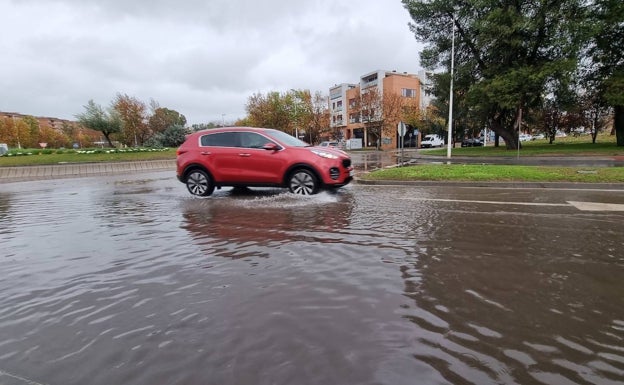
[[395, 195, 624, 384], [0, 176, 623, 385]]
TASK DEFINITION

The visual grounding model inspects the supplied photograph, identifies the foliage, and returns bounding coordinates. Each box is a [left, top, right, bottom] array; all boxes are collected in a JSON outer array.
[[75, 100, 122, 147], [113, 93, 149, 146], [191, 122, 220, 131], [245, 89, 330, 143], [403, 0, 587, 149], [144, 125, 188, 147], [148, 105, 187, 135], [587, 0, 624, 144]]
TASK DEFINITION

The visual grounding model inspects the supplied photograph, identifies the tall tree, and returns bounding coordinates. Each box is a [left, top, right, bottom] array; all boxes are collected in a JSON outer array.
[[113, 93, 149, 147], [75, 100, 122, 148], [403, 0, 586, 149], [358, 87, 384, 148], [148, 106, 187, 135], [309, 91, 331, 144], [244, 89, 317, 139], [586, 0, 624, 145]]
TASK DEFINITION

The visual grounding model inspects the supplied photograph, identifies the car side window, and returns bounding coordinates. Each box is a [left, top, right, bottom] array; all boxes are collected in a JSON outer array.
[[240, 132, 272, 149], [200, 132, 239, 147]]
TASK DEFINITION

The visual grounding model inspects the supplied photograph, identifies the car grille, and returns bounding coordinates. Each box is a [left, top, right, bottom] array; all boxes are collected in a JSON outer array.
[[329, 167, 340, 180]]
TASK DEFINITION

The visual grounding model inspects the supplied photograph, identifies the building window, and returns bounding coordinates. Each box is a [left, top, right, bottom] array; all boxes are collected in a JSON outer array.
[[402, 88, 416, 98]]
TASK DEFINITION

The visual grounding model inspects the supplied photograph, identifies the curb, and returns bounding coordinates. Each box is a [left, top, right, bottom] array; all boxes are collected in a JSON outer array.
[[0, 160, 176, 183]]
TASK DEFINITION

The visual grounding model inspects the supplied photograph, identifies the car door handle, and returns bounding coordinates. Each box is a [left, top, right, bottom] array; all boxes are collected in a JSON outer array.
[[238, 153, 251, 157], [200, 151, 211, 155]]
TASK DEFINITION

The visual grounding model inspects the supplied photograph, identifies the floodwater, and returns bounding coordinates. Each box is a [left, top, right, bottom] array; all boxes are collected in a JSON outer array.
[[1, 173, 623, 385]]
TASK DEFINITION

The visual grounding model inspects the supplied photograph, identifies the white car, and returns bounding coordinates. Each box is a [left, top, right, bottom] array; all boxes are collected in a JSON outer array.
[[519, 133, 533, 142], [319, 141, 339, 148], [420, 134, 444, 148]]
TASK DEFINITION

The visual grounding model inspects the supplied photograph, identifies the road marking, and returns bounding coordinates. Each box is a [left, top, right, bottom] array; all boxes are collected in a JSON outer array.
[[567, 201, 624, 212], [0, 369, 48, 385], [400, 197, 624, 212], [400, 197, 569, 207]]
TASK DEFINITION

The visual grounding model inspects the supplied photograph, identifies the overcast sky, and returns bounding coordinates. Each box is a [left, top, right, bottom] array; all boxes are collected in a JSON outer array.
[[2, 0, 424, 125]]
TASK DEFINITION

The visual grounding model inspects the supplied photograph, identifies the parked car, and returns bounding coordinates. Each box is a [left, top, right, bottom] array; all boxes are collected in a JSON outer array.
[[420, 134, 445, 148], [319, 141, 339, 148], [519, 133, 533, 142], [461, 137, 483, 147], [532, 133, 545, 140], [176, 127, 354, 196]]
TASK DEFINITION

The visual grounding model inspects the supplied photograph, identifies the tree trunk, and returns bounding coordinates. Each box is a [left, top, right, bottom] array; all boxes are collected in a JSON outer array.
[[492, 117, 518, 150], [615, 105, 624, 146], [103, 132, 115, 148]]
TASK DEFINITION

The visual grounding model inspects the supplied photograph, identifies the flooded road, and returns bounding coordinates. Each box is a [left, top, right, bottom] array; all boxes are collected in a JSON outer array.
[[1, 172, 623, 385]]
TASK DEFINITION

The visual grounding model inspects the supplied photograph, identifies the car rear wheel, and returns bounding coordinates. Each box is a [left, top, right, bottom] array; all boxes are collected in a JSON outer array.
[[288, 169, 318, 195], [185, 169, 214, 196]]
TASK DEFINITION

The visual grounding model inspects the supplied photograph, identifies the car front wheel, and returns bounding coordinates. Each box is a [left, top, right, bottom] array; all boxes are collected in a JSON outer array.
[[288, 169, 319, 195], [185, 169, 215, 196]]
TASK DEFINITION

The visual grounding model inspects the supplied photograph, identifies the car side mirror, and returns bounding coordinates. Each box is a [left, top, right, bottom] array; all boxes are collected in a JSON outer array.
[[263, 143, 281, 151]]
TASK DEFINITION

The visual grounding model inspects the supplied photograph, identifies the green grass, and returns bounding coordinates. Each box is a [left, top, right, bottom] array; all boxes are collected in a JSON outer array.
[[0, 148, 176, 166], [427, 134, 624, 157], [361, 164, 624, 183]]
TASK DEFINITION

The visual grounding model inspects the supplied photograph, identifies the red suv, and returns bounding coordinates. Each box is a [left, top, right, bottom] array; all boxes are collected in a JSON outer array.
[[176, 127, 353, 196]]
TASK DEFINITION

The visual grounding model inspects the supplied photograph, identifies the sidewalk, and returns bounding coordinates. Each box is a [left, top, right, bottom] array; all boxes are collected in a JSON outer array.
[[0, 160, 176, 182]]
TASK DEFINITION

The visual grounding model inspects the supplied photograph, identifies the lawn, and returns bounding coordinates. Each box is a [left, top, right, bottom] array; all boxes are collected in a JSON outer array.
[[426, 134, 624, 157], [360, 164, 624, 183], [0, 147, 176, 166]]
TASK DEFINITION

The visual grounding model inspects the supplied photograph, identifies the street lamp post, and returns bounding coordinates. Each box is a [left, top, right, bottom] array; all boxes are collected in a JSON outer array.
[[447, 13, 455, 159]]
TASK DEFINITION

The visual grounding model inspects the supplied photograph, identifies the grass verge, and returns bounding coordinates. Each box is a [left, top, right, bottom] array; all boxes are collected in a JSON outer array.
[[427, 135, 623, 157], [0, 148, 176, 166], [360, 164, 624, 184]]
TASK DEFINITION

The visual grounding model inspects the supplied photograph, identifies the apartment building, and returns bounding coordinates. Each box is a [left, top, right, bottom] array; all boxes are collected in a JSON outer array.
[[329, 70, 422, 149]]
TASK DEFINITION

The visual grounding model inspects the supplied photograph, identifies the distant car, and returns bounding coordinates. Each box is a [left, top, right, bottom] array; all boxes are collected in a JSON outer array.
[[319, 141, 339, 148], [421, 134, 445, 148], [176, 127, 354, 196], [532, 133, 545, 140], [461, 138, 483, 147], [519, 133, 533, 142]]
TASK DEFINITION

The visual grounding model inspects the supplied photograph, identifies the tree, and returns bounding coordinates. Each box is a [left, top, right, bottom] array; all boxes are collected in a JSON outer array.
[[0, 116, 30, 149], [113, 93, 149, 147], [144, 124, 187, 148], [244, 89, 319, 139], [148, 105, 187, 135], [358, 87, 384, 148], [75, 100, 122, 147], [309, 91, 331, 143], [354, 87, 408, 149], [586, 0, 624, 146], [403, 0, 587, 149]]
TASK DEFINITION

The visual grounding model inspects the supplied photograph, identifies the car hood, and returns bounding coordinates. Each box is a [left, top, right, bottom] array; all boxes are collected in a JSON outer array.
[[309, 146, 349, 157]]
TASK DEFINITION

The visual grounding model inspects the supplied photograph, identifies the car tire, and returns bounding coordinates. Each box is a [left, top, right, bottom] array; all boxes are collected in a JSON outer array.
[[185, 169, 215, 197], [288, 169, 319, 195]]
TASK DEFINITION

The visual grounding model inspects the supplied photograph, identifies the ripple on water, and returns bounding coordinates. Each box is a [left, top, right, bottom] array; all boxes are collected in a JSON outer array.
[[1, 180, 623, 384]]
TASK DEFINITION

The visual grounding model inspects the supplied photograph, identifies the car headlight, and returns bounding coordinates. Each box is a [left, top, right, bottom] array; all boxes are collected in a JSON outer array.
[[311, 150, 339, 159]]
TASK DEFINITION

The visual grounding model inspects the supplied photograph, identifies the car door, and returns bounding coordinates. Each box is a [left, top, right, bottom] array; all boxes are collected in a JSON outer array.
[[237, 132, 288, 184], [199, 131, 242, 182]]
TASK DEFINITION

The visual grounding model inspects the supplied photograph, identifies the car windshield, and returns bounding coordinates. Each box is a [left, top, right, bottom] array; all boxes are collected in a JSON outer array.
[[264, 129, 309, 147]]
